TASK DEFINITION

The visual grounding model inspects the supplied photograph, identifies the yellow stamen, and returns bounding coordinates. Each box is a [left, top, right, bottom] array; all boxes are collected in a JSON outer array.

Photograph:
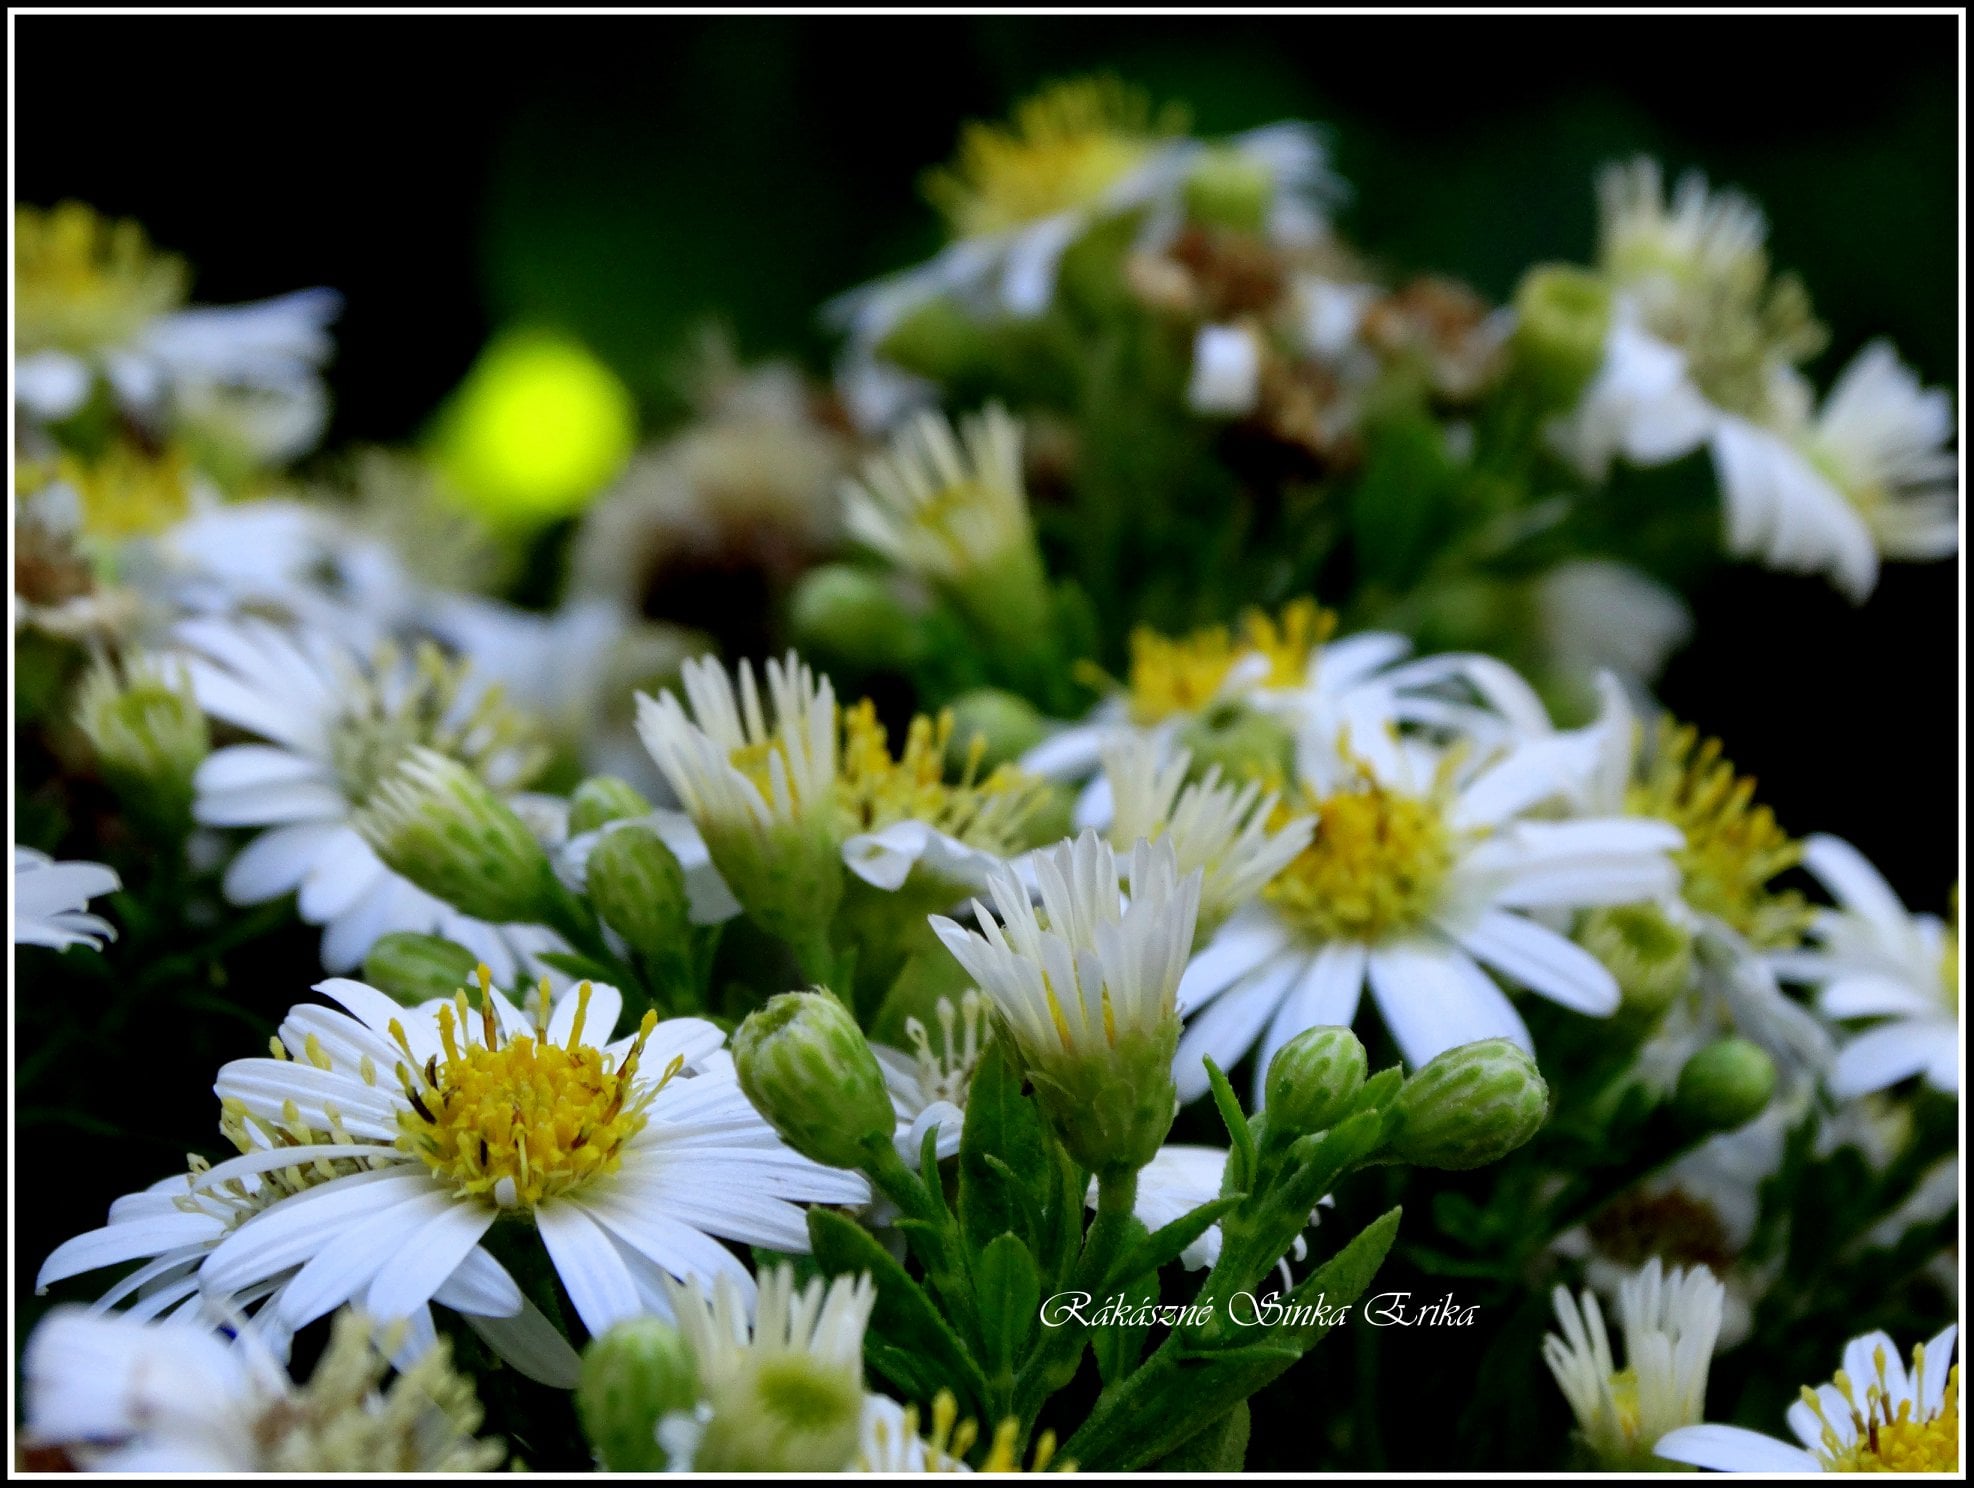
[[1114, 599, 1334, 726], [57, 443, 193, 541], [1803, 1344, 1959, 1472], [15, 201, 188, 356]]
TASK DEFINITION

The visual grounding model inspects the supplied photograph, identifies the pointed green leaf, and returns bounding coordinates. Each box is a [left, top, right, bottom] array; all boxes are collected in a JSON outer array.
[[974, 1232, 1041, 1376], [958, 1041, 1046, 1255]]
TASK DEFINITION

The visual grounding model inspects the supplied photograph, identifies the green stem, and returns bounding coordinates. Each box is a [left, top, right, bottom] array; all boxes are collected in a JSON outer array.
[[1013, 1167, 1139, 1426]]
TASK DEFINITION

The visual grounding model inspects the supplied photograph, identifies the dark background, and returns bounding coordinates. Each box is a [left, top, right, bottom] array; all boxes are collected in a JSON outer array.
[[14, 12, 1961, 1469]]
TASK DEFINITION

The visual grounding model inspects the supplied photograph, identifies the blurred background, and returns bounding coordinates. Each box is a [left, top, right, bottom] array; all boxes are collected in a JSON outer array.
[[15, 14, 1960, 1469]]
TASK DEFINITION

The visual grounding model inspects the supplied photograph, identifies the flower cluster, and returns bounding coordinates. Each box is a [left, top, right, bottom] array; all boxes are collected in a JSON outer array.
[[14, 74, 1957, 1476]]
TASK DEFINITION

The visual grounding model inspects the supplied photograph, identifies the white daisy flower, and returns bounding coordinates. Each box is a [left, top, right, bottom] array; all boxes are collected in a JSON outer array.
[[196, 975, 867, 1375], [827, 78, 1339, 431], [873, 989, 990, 1167], [1532, 560, 1692, 710], [177, 614, 568, 975], [1656, 1324, 1959, 1473], [13, 846, 119, 951], [657, 1264, 876, 1472], [16, 201, 339, 463], [1176, 716, 1680, 1101], [1770, 834, 1958, 1099], [1187, 321, 1266, 416], [1100, 735, 1313, 938], [1542, 1258, 1725, 1469], [22, 1305, 503, 1472]]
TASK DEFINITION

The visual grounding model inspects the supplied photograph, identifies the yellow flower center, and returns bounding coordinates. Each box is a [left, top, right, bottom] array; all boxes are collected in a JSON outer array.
[[1806, 1346, 1958, 1473], [835, 699, 1048, 855], [1626, 719, 1809, 950], [1264, 770, 1457, 943], [58, 443, 193, 541], [15, 201, 189, 357], [1109, 598, 1334, 726], [923, 77, 1183, 240], [392, 975, 674, 1211], [861, 1388, 1067, 1473]]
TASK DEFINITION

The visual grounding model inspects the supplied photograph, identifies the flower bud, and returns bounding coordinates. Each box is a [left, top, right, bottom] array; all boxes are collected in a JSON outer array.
[[1176, 702, 1296, 787], [586, 823, 691, 966], [732, 991, 897, 1170], [353, 747, 560, 925], [362, 931, 481, 1006], [1264, 1025, 1368, 1133], [874, 297, 989, 384], [788, 565, 919, 670], [73, 653, 209, 836], [578, 1317, 699, 1473], [1673, 1038, 1776, 1134], [1185, 148, 1272, 234], [1390, 1038, 1549, 1170], [1577, 903, 1694, 1023], [568, 775, 652, 836], [944, 688, 1048, 773], [1511, 264, 1613, 411]]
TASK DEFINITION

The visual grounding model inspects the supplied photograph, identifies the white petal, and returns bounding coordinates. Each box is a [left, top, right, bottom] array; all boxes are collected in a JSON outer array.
[[1653, 1424, 1821, 1473]]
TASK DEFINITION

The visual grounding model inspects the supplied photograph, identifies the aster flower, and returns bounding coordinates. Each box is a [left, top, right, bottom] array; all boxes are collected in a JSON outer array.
[[657, 1264, 876, 1472], [1176, 714, 1679, 1100], [177, 614, 567, 975], [15, 201, 340, 464], [1101, 735, 1313, 939], [829, 77, 1339, 431], [1770, 835, 1958, 1098], [1656, 1324, 1959, 1473], [21, 1305, 503, 1472], [193, 976, 866, 1371], [873, 989, 990, 1167], [1542, 1258, 1725, 1469], [858, 1389, 1067, 1473], [13, 845, 119, 951]]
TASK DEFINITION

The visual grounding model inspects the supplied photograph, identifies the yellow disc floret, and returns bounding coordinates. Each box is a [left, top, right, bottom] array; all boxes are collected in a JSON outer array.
[[58, 442, 193, 541], [1627, 719, 1809, 950], [924, 77, 1184, 240], [835, 699, 1049, 854], [1111, 598, 1334, 725], [1804, 1342, 1958, 1473], [16, 201, 189, 356], [393, 974, 675, 1211], [1264, 765, 1458, 943]]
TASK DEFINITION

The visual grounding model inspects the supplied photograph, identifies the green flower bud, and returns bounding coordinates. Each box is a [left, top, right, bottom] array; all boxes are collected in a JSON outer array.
[[1511, 264, 1613, 411], [732, 991, 897, 1170], [1185, 148, 1272, 234], [74, 653, 209, 837], [586, 823, 690, 966], [875, 296, 988, 384], [943, 687, 1048, 773], [1390, 1038, 1549, 1170], [362, 931, 482, 1006], [788, 564, 919, 670], [1176, 701, 1296, 787], [1265, 1025, 1369, 1134], [568, 775, 652, 835], [1673, 1038, 1776, 1134], [1577, 903, 1695, 1023], [578, 1317, 699, 1472], [353, 747, 561, 925]]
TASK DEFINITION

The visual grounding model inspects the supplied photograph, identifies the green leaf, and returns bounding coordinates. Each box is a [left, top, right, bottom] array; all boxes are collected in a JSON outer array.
[[1148, 1400, 1250, 1472], [958, 1042, 1046, 1256], [1124, 1194, 1244, 1279], [974, 1232, 1041, 1377], [1348, 411, 1459, 586], [1093, 1267, 1160, 1387], [806, 1207, 988, 1411], [1272, 1206, 1404, 1349], [1202, 1057, 1257, 1188]]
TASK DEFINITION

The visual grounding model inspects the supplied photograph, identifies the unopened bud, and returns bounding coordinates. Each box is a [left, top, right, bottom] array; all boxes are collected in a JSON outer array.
[[875, 297, 988, 384], [945, 688, 1048, 773], [788, 565, 919, 670], [568, 775, 652, 836], [353, 747, 559, 925], [732, 991, 896, 1170], [586, 823, 690, 967], [1185, 148, 1272, 234], [1511, 264, 1613, 410], [578, 1316, 699, 1473], [362, 932, 481, 1006], [1673, 1038, 1775, 1134], [1390, 1038, 1548, 1170], [1177, 702, 1295, 787], [1265, 1025, 1368, 1133], [1577, 903, 1694, 1022]]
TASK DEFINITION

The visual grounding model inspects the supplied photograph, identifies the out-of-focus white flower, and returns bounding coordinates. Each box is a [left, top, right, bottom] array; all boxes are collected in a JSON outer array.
[[16, 202, 339, 463], [21, 1305, 503, 1472], [13, 846, 119, 951], [1187, 321, 1265, 415], [1657, 1324, 1959, 1472], [1534, 559, 1692, 704], [1771, 835, 1958, 1099]]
